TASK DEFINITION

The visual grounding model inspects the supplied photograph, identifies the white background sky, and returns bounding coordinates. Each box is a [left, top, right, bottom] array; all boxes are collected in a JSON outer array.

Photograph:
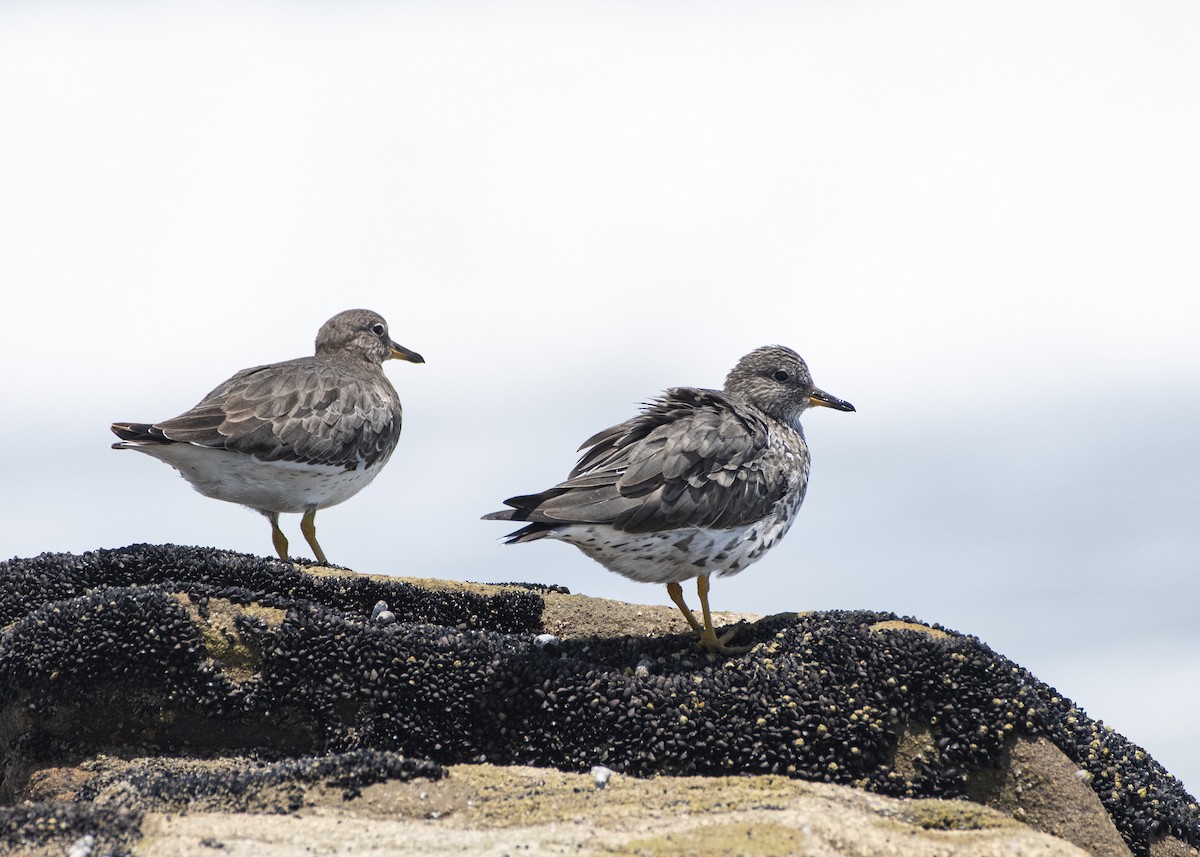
[[2, 1, 1199, 792]]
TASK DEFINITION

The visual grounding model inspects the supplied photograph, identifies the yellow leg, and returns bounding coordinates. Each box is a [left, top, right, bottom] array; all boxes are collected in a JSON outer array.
[[300, 509, 329, 566], [267, 513, 289, 560], [666, 580, 704, 633], [696, 573, 750, 655]]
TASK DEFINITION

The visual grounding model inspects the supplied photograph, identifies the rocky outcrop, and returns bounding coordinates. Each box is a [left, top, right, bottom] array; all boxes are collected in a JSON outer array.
[[92, 762, 1094, 856], [1, 545, 1197, 856]]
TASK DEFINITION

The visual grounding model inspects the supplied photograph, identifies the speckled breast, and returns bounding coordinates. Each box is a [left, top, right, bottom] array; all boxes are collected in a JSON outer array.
[[554, 487, 807, 584]]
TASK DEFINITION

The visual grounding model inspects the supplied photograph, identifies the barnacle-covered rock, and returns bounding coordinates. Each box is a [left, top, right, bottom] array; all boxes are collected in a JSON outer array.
[[0, 545, 1196, 856]]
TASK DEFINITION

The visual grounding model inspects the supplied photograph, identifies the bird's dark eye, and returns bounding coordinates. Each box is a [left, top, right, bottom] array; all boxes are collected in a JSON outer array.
[[371, 323, 386, 337], [773, 369, 790, 383]]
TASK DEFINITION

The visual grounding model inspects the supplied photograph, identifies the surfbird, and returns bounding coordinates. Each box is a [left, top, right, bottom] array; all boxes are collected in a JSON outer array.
[[484, 345, 853, 654], [112, 309, 424, 564]]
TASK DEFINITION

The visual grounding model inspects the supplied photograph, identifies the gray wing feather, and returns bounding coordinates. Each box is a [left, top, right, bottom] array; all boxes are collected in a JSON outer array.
[[500, 387, 803, 533]]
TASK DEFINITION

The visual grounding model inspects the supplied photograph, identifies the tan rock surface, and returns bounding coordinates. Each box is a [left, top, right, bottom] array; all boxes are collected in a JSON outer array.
[[966, 736, 1129, 857], [135, 763, 1089, 857]]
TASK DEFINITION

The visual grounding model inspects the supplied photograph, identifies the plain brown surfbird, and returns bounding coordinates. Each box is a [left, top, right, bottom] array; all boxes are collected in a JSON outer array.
[[484, 345, 854, 654], [112, 309, 424, 564]]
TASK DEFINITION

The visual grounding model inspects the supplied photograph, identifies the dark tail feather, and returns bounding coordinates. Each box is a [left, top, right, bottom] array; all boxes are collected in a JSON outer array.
[[481, 509, 560, 544], [110, 421, 171, 446], [499, 522, 560, 544]]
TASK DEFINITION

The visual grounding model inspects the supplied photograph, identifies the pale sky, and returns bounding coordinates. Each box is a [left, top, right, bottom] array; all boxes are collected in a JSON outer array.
[[2, 1, 1198, 791]]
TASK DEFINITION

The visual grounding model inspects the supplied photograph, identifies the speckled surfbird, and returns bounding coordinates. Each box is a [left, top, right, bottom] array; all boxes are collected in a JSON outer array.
[[484, 346, 853, 654], [112, 309, 424, 564]]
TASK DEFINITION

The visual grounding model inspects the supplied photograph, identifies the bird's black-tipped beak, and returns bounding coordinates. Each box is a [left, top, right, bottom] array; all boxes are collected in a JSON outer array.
[[809, 388, 855, 412], [389, 342, 425, 364]]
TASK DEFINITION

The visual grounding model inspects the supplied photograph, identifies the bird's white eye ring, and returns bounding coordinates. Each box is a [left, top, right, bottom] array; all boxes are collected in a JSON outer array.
[[371, 323, 386, 337]]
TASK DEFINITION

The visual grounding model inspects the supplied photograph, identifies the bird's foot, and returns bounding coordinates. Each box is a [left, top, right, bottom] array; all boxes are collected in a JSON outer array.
[[698, 623, 752, 656]]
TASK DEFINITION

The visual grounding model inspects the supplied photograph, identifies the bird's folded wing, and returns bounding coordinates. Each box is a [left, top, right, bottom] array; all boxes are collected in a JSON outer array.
[[507, 389, 796, 533], [149, 360, 402, 470]]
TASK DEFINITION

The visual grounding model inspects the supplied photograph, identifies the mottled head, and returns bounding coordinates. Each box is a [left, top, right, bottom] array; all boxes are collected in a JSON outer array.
[[724, 345, 854, 428], [315, 309, 425, 366]]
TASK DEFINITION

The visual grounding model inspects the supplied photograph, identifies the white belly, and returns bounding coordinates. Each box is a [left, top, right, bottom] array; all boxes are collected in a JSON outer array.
[[547, 495, 802, 584], [127, 443, 385, 513]]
